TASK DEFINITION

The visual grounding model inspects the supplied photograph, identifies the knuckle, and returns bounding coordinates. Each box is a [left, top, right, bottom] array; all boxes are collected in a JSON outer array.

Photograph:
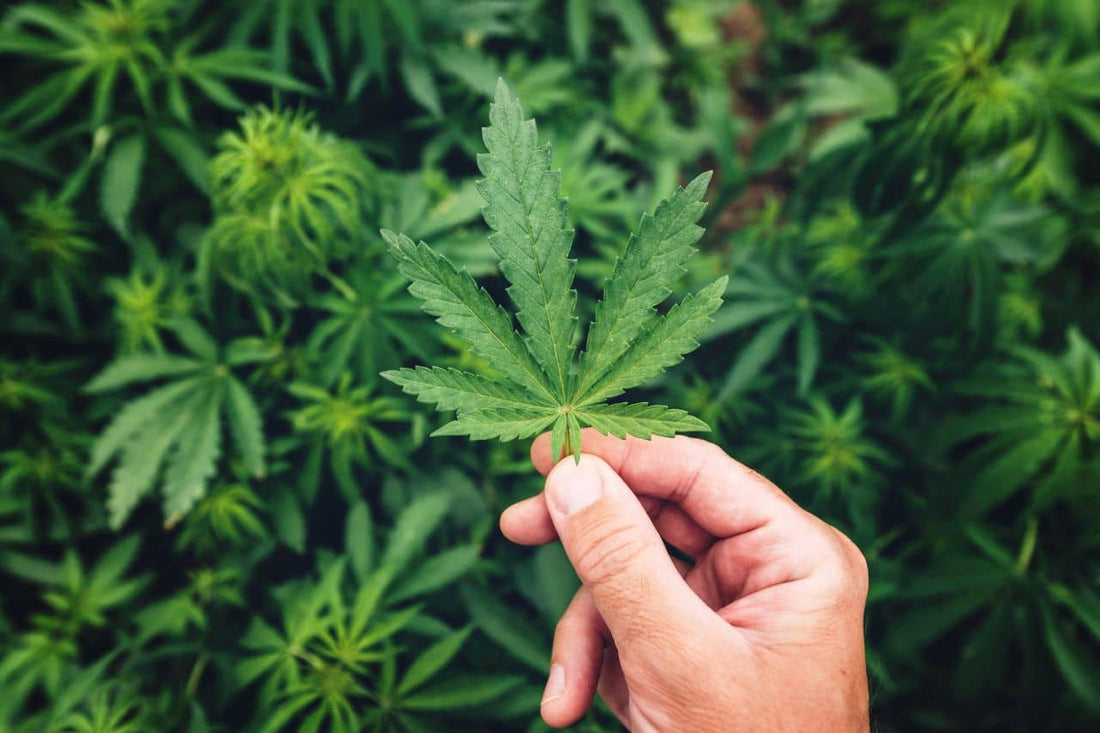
[[817, 529, 869, 603], [615, 606, 682, 657], [572, 520, 647, 588], [552, 613, 573, 638], [843, 534, 870, 583]]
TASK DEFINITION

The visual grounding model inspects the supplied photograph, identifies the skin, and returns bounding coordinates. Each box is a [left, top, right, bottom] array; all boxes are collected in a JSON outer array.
[[499, 429, 870, 732]]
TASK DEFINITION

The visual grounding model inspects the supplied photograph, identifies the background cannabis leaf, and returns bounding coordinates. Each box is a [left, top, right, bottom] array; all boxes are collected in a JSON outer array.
[[85, 319, 267, 529], [383, 80, 725, 461]]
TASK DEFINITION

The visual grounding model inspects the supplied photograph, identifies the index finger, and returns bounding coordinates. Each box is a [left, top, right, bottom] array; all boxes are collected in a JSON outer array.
[[531, 429, 799, 539]]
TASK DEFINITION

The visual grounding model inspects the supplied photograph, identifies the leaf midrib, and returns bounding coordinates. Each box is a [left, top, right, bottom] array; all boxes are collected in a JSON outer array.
[[501, 119, 571, 402]]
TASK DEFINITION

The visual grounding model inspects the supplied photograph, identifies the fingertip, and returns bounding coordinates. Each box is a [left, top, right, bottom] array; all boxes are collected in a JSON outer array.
[[539, 663, 576, 728], [543, 453, 616, 518], [498, 503, 522, 543], [531, 432, 554, 475], [542, 591, 604, 728], [541, 694, 583, 729], [499, 494, 558, 545]]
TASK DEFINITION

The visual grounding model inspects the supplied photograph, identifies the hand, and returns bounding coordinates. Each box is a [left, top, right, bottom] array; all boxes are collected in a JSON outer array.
[[500, 430, 870, 732]]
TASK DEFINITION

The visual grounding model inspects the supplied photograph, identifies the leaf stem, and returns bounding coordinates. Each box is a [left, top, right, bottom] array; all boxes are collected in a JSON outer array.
[[1013, 516, 1039, 576], [321, 266, 358, 302], [185, 653, 208, 697]]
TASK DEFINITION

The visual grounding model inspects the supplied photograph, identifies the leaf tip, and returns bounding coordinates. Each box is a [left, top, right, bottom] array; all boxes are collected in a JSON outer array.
[[493, 77, 513, 104], [690, 170, 715, 194]]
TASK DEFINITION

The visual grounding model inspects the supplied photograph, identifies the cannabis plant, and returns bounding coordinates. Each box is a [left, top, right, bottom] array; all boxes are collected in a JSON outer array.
[[204, 107, 370, 302]]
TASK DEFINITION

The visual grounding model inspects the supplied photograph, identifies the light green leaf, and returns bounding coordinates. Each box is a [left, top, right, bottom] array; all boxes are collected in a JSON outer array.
[[606, 0, 666, 65], [399, 674, 521, 712], [705, 298, 793, 340], [400, 53, 442, 118], [190, 49, 315, 94], [42, 651, 121, 725], [356, 606, 422, 651], [100, 134, 145, 237], [397, 626, 473, 697], [85, 354, 203, 393], [169, 318, 219, 361], [566, 0, 592, 62], [380, 491, 452, 575], [225, 376, 265, 478], [271, 486, 306, 553], [797, 315, 820, 395], [461, 585, 548, 672], [346, 500, 374, 583], [719, 313, 799, 399], [432, 45, 499, 96], [388, 545, 481, 604], [107, 394, 196, 528], [567, 412, 582, 462], [152, 126, 211, 195], [88, 377, 206, 478], [187, 73, 246, 110], [88, 534, 142, 587], [550, 413, 568, 464], [802, 58, 898, 120], [162, 384, 223, 521], [959, 430, 1066, 517]]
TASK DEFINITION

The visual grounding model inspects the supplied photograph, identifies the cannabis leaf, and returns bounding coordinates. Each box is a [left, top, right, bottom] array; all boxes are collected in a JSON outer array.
[[85, 319, 267, 529], [938, 328, 1100, 517], [382, 81, 725, 460], [708, 252, 843, 399]]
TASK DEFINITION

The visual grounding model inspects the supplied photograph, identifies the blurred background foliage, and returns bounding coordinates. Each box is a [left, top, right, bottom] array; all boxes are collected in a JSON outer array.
[[0, 0, 1098, 730]]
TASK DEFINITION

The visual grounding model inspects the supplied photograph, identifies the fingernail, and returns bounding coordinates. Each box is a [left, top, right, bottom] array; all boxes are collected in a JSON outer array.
[[541, 663, 565, 704], [547, 456, 603, 516]]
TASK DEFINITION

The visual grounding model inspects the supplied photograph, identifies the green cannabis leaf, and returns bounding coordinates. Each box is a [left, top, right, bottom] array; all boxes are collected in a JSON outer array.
[[382, 80, 726, 461], [85, 319, 267, 529]]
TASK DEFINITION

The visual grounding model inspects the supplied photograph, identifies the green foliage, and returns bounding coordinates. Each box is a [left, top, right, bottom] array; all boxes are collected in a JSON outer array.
[[236, 494, 519, 731], [941, 328, 1100, 517], [2, 0, 1099, 730], [288, 375, 413, 499], [0, 0, 309, 130], [205, 107, 371, 302], [384, 82, 724, 460], [85, 320, 267, 528], [709, 251, 841, 398]]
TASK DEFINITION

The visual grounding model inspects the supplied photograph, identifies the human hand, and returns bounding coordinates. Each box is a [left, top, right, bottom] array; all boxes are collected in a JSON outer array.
[[500, 430, 870, 732]]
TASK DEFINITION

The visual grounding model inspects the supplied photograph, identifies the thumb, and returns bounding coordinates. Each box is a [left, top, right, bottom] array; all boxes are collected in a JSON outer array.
[[544, 454, 711, 650]]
